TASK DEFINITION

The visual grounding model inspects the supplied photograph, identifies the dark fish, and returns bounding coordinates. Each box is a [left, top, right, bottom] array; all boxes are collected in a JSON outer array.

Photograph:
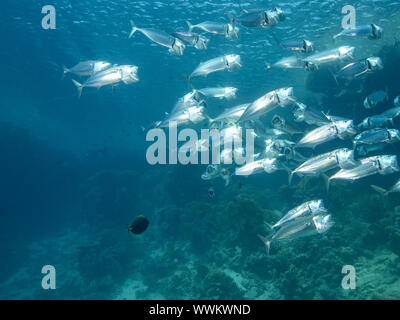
[[128, 215, 149, 235], [363, 89, 388, 109], [333, 24, 383, 40], [228, 7, 285, 28], [271, 115, 303, 136], [129, 20, 185, 56], [171, 31, 209, 50], [336, 57, 383, 81], [272, 34, 314, 53], [208, 186, 215, 198]]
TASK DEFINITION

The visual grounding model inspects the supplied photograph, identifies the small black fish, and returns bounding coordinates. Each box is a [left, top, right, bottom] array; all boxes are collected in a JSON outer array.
[[128, 215, 149, 235], [208, 186, 215, 198]]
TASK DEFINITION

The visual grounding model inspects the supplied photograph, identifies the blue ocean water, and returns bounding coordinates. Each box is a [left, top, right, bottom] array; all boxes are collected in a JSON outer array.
[[1, 0, 400, 299]]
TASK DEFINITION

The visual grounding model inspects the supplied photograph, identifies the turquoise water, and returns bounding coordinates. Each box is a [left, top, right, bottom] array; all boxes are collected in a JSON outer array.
[[1, 0, 400, 299]]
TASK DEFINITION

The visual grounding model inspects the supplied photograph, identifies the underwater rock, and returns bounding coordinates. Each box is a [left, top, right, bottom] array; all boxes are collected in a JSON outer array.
[[201, 269, 244, 299]]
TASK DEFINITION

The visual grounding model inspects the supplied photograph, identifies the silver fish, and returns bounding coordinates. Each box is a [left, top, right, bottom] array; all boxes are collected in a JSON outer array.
[[359, 115, 389, 130], [220, 146, 246, 165], [336, 57, 383, 81], [272, 200, 328, 230], [212, 104, 250, 123], [273, 34, 314, 53], [187, 54, 242, 81], [270, 56, 306, 69], [228, 7, 285, 28], [328, 155, 399, 187], [333, 24, 383, 40], [201, 165, 231, 186], [382, 107, 400, 120], [292, 102, 330, 126], [371, 179, 400, 196], [129, 20, 185, 56], [235, 157, 280, 176], [359, 107, 400, 129], [63, 60, 111, 77], [290, 148, 358, 183], [171, 90, 202, 114], [239, 87, 295, 122], [363, 89, 388, 109], [180, 137, 209, 153], [258, 214, 334, 255], [354, 128, 400, 156], [186, 20, 239, 39], [324, 114, 349, 122], [197, 87, 238, 100], [271, 115, 303, 136], [71, 65, 139, 98], [265, 138, 295, 158], [296, 120, 357, 149], [171, 31, 209, 50], [264, 138, 305, 163], [394, 96, 400, 108], [304, 46, 355, 66], [158, 105, 206, 127], [250, 124, 288, 140]]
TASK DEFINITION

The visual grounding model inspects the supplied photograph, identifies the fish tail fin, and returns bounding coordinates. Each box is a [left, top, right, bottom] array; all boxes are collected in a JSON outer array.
[[129, 20, 137, 38], [280, 162, 294, 185], [71, 79, 83, 99], [271, 32, 280, 46], [330, 70, 339, 86], [322, 174, 330, 193], [62, 65, 69, 79], [264, 61, 271, 72], [370, 185, 388, 197], [222, 172, 231, 187], [183, 73, 191, 88], [264, 222, 274, 230], [205, 114, 214, 124], [186, 20, 194, 31], [288, 172, 295, 186], [227, 12, 236, 25], [371, 185, 389, 207], [257, 234, 271, 255]]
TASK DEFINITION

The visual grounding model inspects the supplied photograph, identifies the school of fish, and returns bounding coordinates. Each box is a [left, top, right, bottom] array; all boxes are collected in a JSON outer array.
[[61, 6, 400, 255]]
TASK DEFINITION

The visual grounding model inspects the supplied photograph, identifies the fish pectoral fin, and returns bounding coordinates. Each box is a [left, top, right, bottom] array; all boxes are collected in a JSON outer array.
[[257, 234, 271, 255], [370, 185, 388, 198], [71, 79, 83, 99], [182, 73, 191, 88], [226, 12, 236, 25], [321, 173, 330, 193], [62, 65, 69, 80]]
